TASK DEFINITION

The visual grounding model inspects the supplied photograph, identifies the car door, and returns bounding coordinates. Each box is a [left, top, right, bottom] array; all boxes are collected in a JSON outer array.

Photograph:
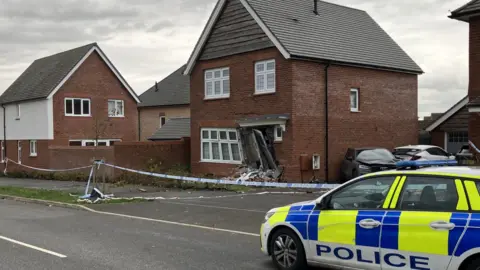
[[309, 175, 398, 269], [380, 175, 469, 270]]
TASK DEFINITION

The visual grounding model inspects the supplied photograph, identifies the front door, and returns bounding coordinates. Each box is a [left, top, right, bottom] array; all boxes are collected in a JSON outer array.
[[309, 176, 397, 269], [380, 176, 468, 270]]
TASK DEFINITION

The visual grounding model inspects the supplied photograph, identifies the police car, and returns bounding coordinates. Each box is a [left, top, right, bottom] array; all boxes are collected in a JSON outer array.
[[260, 160, 480, 270]]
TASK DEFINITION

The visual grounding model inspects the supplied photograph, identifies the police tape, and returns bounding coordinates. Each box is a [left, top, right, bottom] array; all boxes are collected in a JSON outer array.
[[5, 158, 93, 172], [469, 140, 480, 154], [100, 162, 340, 189]]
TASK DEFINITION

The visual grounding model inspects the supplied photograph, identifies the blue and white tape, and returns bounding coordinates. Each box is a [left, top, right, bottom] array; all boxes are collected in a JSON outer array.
[[6, 158, 93, 172], [101, 162, 339, 189]]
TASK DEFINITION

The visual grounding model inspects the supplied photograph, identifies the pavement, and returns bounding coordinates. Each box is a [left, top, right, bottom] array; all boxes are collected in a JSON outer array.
[[0, 180, 326, 269]]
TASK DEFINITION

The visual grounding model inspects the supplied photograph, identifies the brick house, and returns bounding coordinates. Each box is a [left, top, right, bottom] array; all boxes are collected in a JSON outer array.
[[424, 97, 469, 153], [0, 43, 140, 168], [184, 0, 423, 182], [138, 64, 190, 141], [450, 1, 480, 154]]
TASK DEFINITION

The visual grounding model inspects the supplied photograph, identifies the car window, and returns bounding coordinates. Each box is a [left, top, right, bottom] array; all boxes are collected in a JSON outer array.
[[397, 176, 458, 212], [356, 149, 395, 162], [328, 176, 396, 210], [393, 148, 419, 156], [427, 147, 448, 156]]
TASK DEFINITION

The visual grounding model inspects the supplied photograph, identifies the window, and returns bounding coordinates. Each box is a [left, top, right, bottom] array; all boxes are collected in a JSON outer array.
[[16, 104, 20, 119], [205, 67, 230, 99], [274, 125, 283, 142], [65, 98, 90, 116], [201, 128, 242, 163], [328, 176, 396, 210], [160, 116, 166, 128], [255, 60, 275, 94], [350, 88, 359, 112], [29, 140, 37, 157], [69, 139, 121, 147], [427, 147, 449, 157], [17, 141, 21, 164], [1, 141, 4, 163], [108, 100, 124, 117], [397, 176, 459, 212], [448, 131, 468, 143]]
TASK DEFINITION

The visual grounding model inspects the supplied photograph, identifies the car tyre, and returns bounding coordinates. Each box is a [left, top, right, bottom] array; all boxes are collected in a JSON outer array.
[[269, 228, 307, 270], [462, 256, 480, 270]]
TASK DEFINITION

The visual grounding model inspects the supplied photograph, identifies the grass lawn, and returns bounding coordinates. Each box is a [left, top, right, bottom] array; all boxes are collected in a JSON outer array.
[[0, 186, 147, 204]]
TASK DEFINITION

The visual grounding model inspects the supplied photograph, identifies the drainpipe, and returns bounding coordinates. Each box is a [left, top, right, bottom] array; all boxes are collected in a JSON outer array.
[[324, 62, 331, 183], [2, 104, 6, 162], [137, 108, 141, 141]]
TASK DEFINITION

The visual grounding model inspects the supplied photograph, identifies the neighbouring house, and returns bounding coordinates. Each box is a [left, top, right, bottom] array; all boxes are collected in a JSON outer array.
[[0, 42, 140, 169], [183, 0, 422, 182], [423, 97, 469, 153], [138, 64, 190, 141], [450, 1, 480, 153], [418, 113, 443, 144]]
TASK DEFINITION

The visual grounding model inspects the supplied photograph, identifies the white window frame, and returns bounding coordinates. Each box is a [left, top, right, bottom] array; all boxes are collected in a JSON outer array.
[[204, 67, 230, 99], [108, 99, 125, 117], [274, 125, 283, 142], [1, 141, 4, 163], [69, 139, 121, 147], [30, 140, 37, 157], [350, 88, 359, 112], [255, 59, 276, 94], [15, 104, 20, 120], [201, 128, 242, 164], [160, 116, 167, 128], [17, 141, 21, 164], [65, 98, 91, 117]]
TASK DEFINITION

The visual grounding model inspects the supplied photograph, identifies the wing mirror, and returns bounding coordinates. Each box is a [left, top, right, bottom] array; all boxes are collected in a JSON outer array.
[[315, 196, 329, 210]]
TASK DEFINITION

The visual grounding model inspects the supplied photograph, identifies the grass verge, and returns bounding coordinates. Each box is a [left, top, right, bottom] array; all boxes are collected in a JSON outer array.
[[0, 186, 148, 204]]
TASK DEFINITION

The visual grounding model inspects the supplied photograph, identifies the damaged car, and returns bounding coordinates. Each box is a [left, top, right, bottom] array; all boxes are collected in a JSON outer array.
[[340, 147, 400, 182]]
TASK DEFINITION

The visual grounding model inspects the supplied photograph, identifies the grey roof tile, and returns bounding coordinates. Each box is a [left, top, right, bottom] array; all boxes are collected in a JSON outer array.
[[149, 118, 191, 140], [244, 0, 423, 74], [138, 64, 190, 107], [452, 0, 480, 17], [0, 43, 96, 104]]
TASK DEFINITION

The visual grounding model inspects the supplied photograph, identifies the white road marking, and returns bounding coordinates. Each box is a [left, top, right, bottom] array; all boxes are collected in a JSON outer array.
[[156, 200, 266, 213], [80, 205, 260, 237], [0, 235, 67, 258]]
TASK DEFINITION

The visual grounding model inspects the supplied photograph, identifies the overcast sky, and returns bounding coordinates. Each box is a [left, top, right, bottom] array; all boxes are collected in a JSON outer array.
[[0, 0, 470, 118]]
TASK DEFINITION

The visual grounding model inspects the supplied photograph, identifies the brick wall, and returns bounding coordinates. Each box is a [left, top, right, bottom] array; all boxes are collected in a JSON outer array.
[[52, 51, 138, 146], [431, 131, 445, 149], [113, 138, 190, 171], [190, 47, 418, 182], [139, 105, 190, 141], [190, 48, 293, 177], [469, 18, 480, 151]]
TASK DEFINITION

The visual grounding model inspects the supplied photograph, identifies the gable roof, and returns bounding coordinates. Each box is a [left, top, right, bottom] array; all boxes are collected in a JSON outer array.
[[184, 0, 423, 75], [149, 118, 191, 140], [138, 64, 190, 107], [450, 0, 480, 21], [0, 43, 140, 104], [425, 96, 468, 132]]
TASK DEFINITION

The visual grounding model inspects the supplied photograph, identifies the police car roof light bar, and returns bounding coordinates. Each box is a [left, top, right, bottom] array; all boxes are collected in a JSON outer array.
[[395, 160, 458, 170]]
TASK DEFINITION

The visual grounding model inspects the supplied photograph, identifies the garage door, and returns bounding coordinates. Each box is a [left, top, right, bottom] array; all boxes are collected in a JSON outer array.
[[447, 131, 468, 153]]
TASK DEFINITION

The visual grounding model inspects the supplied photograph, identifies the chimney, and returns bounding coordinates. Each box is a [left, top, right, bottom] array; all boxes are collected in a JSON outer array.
[[313, 0, 318, 15]]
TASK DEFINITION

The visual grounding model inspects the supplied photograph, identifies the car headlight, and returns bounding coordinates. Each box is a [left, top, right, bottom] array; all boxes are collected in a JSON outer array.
[[359, 165, 370, 170], [264, 211, 275, 222]]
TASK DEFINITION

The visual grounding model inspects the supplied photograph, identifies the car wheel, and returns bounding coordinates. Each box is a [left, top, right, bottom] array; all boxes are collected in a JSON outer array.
[[462, 257, 480, 270], [269, 228, 307, 270]]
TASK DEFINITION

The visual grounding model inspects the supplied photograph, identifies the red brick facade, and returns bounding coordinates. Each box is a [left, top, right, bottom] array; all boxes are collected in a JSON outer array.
[[469, 18, 480, 150], [190, 48, 418, 182]]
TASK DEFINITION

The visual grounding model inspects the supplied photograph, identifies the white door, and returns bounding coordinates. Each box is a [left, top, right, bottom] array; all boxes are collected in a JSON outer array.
[[310, 176, 397, 269]]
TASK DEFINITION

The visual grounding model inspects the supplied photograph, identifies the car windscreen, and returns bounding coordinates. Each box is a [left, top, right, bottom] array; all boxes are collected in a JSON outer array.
[[392, 148, 420, 156], [356, 149, 395, 162]]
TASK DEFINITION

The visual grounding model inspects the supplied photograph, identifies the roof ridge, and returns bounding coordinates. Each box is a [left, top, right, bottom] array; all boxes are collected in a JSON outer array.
[[34, 42, 97, 62]]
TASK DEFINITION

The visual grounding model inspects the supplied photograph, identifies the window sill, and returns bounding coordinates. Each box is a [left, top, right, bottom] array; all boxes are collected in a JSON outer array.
[[109, 115, 125, 118], [350, 110, 361, 113], [30, 154, 37, 157], [200, 160, 242, 165], [204, 96, 230, 101], [254, 91, 276, 96]]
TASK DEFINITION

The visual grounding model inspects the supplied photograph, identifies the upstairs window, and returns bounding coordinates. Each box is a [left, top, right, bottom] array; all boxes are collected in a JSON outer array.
[[350, 88, 359, 112], [65, 98, 90, 116], [108, 100, 124, 117], [205, 67, 230, 99], [255, 59, 276, 94]]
